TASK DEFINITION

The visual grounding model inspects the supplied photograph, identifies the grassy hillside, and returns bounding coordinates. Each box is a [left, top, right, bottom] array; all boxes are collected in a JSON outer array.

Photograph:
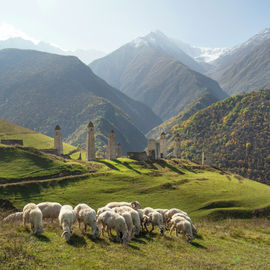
[[2, 158, 270, 219], [0, 118, 76, 153], [163, 90, 270, 184], [1, 158, 270, 269], [0, 145, 87, 181]]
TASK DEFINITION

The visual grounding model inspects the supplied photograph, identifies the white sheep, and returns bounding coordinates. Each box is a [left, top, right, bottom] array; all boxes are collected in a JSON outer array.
[[170, 218, 194, 241], [97, 211, 128, 244], [113, 207, 135, 240], [58, 205, 76, 242], [155, 208, 168, 222], [105, 201, 142, 210], [115, 206, 142, 235], [37, 202, 62, 223], [3, 212, 23, 224], [142, 207, 155, 216], [164, 208, 187, 225], [74, 203, 99, 238], [144, 211, 166, 235], [23, 203, 43, 235], [97, 206, 113, 216], [170, 214, 198, 237]]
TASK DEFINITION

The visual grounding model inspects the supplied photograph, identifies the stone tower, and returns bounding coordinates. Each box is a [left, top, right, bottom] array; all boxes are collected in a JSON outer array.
[[147, 139, 160, 160], [107, 130, 116, 160], [117, 143, 122, 158], [160, 132, 167, 158], [86, 121, 96, 161], [173, 133, 181, 158], [202, 151, 205, 165], [54, 125, 63, 155]]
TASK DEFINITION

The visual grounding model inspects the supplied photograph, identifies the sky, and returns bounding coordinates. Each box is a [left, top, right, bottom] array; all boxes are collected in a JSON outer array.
[[1, 0, 270, 53]]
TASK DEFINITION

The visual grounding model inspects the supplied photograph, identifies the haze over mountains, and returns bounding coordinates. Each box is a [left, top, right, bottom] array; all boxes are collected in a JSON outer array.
[[90, 31, 228, 120], [0, 49, 161, 154], [0, 37, 105, 64]]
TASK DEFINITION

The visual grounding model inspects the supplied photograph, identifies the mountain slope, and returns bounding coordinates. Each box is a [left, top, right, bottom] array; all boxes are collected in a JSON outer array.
[[0, 49, 161, 153], [209, 28, 270, 95], [165, 90, 270, 184], [90, 32, 227, 120], [0, 37, 105, 64], [147, 93, 219, 139], [0, 117, 75, 153]]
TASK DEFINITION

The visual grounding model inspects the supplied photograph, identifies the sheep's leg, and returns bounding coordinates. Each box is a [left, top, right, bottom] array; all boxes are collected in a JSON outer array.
[[144, 223, 149, 232], [78, 221, 82, 231], [51, 217, 54, 223], [176, 229, 178, 237], [150, 224, 155, 233], [169, 224, 175, 236], [84, 224, 87, 233]]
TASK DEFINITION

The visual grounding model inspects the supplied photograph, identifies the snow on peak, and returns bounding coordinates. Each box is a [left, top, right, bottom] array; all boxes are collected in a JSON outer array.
[[193, 46, 229, 62]]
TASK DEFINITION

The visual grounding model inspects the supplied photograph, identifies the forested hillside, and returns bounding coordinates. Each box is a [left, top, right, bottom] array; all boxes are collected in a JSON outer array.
[[165, 90, 270, 184]]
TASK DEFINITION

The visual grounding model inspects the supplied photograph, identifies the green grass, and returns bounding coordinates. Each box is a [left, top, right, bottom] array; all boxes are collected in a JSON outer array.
[[0, 118, 76, 154], [2, 158, 270, 221], [1, 216, 270, 270], [0, 146, 87, 180], [1, 156, 270, 269]]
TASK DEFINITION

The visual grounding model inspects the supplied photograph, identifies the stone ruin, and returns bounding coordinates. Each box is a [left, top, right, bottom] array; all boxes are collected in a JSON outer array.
[[86, 121, 96, 161], [54, 125, 63, 155], [0, 139, 23, 146]]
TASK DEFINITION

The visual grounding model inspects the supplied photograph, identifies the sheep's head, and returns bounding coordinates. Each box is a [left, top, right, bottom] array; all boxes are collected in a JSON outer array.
[[121, 231, 129, 245], [93, 226, 100, 239], [142, 215, 151, 226], [131, 201, 141, 210], [61, 231, 71, 242], [34, 226, 44, 235]]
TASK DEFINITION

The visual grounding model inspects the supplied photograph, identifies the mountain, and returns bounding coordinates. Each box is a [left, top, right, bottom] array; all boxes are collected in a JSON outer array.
[[0, 49, 161, 154], [163, 90, 270, 184], [173, 39, 228, 63], [0, 37, 105, 64], [90, 31, 228, 120], [146, 93, 219, 139], [209, 28, 270, 95]]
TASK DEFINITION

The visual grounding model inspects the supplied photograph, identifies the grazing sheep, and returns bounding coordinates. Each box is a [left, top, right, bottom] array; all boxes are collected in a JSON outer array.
[[170, 214, 198, 237], [37, 202, 62, 223], [3, 212, 23, 224], [23, 203, 43, 235], [105, 201, 142, 210], [170, 219, 194, 241], [58, 205, 76, 242], [74, 203, 99, 238], [113, 207, 135, 239], [97, 206, 113, 216], [155, 209, 168, 222], [145, 211, 166, 236], [142, 207, 155, 216], [97, 211, 129, 244], [164, 208, 187, 225], [115, 206, 142, 235]]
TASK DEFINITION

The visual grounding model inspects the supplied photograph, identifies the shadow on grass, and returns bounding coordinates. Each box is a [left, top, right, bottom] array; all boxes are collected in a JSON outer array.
[[68, 233, 87, 247], [96, 160, 120, 171], [86, 234, 110, 246], [191, 241, 207, 249], [115, 160, 141, 174], [34, 234, 50, 242], [128, 244, 140, 250], [157, 160, 185, 175]]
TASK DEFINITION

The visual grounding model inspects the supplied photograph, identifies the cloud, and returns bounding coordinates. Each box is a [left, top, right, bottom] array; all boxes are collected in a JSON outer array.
[[0, 22, 39, 44]]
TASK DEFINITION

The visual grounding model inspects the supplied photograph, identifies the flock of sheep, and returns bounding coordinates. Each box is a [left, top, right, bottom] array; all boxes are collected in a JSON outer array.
[[3, 201, 198, 244]]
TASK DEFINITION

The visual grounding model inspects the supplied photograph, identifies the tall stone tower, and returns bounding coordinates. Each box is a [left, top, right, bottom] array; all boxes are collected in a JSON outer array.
[[201, 151, 205, 165], [54, 125, 63, 155], [86, 121, 96, 161], [117, 143, 122, 158], [173, 133, 181, 158], [107, 130, 116, 160], [160, 132, 167, 158]]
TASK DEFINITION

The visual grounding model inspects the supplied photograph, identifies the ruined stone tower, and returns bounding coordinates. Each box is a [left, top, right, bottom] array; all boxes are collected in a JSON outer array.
[[86, 121, 96, 161], [54, 125, 63, 155], [117, 143, 122, 158], [173, 133, 181, 158], [147, 139, 160, 160], [201, 151, 205, 165], [160, 132, 167, 158], [107, 130, 116, 160]]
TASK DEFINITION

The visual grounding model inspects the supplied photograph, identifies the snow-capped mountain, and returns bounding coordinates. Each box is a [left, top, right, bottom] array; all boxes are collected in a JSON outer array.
[[0, 23, 105, 64]]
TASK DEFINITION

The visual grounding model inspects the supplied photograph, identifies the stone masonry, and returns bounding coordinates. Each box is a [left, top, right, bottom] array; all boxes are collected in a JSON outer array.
[[54, 125, 63, 155], [86, 121, 96, 161]]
